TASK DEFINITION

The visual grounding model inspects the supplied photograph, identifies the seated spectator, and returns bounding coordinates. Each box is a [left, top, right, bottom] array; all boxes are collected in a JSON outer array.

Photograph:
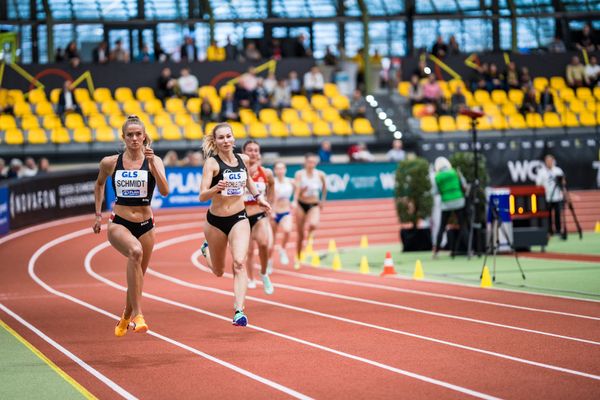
[[422, 74, 442, 112], [431, 35, 448, 58], [470, 62, 489, 92], [539, 86, 555, 113], [254, 78, 271, 114], [136, 44, 153, 62], [110, 39, 130, 63], [519, 66, 533, 91], [263, 72, 277, 95], [504, 61, 520, 89], [57, 80, 81, 117], [566, 56, 589, 88], [186, 151, 204, 167], [234, 83, 253, 110], [220, 92, 239, 121], [324, 46, 338, 67], [207, 40, 225, 62], [318, 141, 332, 163], [370, 50, 382, 67], [351, 143, 375, 162], [239, 67, 258, 93], [22, 157, 38, 177], [54, 47, 65, 63], [268, 39, 283, 60], [180, 36, 198, 62], [486, 63, 504, 92], [450, 86, 467, 116], [413, 58, 430, 80], [199, 97, 216, 124], [224, 36, 238, 61], [154, 41, 168, 62], [38, 158, 50, 174], [288, 71, 302, 95], [520, 87, 540, 115], [177, 67, 199, 98], [244, 41, 262, 62], [343, 89, 367, 120], [548, 36, 566, 53], [576, 24, 597, 52], [293, 34, 308, 58], [585, 56, 600, 87], [448, 35, 460, 55], [163, 150, 180, 167], [386, 139, 406, 163], [0, 158, 7, 180], [92, 41, 109, 64], [157, 67, 177, 102], [65, 41, 79, 61], [303, 66, 325, 97], [271, 79, 291, 109], [408, 74, 424, 105], [7, 158, 23, 179]]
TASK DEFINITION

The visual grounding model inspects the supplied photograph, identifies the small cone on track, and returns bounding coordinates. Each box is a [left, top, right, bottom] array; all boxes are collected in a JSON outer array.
[[360, 235, 369, 249], [311, 252, 320, 267], [481, 266, 493, 288], [595, 221, 600, 233], [413, 259, 424, 280], [359, 255, 370, 274], [381, 251, 397, 276], [332, 252, 342, 271], [328, 239, 337, 253]]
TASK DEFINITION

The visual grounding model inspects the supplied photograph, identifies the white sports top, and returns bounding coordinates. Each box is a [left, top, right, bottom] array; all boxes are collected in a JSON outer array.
[[275, 177, 294, 201], [299, 170, 322, 198]]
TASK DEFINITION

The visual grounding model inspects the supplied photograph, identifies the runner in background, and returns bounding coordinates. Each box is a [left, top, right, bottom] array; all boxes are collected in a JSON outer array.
[[270, 161, 295, 267]]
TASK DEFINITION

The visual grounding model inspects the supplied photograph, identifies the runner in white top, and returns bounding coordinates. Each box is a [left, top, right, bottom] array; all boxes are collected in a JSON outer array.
[[269, 161, 296, 266]]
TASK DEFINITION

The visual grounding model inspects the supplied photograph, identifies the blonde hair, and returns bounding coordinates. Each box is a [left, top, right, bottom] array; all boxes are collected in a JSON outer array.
[[434, 156, 452, 173], [121, 115, 152, 147], [202, 122, 232, 158]]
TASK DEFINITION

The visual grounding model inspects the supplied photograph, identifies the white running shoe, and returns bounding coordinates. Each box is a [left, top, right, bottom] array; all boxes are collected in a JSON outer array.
[[266, 260, 273, 275], [279, 248, 289, 265], [261, 274, 274, 295], [247, 279, 257, 289]]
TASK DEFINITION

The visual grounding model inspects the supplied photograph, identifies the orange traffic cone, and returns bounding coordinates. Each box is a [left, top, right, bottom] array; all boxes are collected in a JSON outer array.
[[380, 251, 397, 276]]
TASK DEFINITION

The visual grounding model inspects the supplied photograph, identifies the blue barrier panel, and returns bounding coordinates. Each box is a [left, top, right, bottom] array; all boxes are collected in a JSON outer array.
[[0, 186, 9, 234]]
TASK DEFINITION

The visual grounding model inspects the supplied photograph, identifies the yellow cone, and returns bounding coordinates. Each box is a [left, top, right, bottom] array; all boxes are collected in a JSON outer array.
[[328, 239, 337, 253], [481, 266, 493, 288], [360, 235, 369, 249], [413, 259, 424, 280], [595, 221, 600, 233], [311, 252, 320, 267], [359, 255, 370, 274], [299, 251, 306, 262], [332, 252, 342, 271]]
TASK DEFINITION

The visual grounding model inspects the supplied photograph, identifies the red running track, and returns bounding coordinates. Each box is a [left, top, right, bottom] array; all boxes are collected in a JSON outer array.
[[0, 199, 599, 399]]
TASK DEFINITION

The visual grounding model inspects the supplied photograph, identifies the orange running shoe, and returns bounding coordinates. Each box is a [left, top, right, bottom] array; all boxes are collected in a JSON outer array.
[[114, 313, 130, 337], [131, 314, 148, 333]]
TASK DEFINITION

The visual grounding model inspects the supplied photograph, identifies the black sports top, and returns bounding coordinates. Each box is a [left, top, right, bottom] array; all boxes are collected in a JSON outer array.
[[111, 153, 156, 206], [210, 153, 248, 197]]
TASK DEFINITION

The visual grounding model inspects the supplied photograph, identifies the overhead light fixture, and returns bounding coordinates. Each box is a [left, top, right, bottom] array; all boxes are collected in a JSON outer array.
[[394, 131, 403, 139]]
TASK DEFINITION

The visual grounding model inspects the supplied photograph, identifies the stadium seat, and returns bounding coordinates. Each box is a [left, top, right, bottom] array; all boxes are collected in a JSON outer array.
[[558, 87, 575, 102], [301, 109, 319, 123], [332, 120, 352, 136], [397, 81, 410, 97], [525, 113, 544, 129], [27, 128, 48, 144], [183, 122, 203, 140], [0, 114, 17, 129], [42, 115, 62, 130], [93, 88, 113, 103], [476, 116, 492, 130], [491, 115, 508, 130], [259, 108, 279, 124], [50, 88, 61, 104], [144, 99, 163, 114], [594, 87, 600, 101], [166, 98, 186, 114], [321, 107, 341, 122], [95, 126, 116, 142], [448, 79, 465, 93], [101, 101, 121, 115], [483, 103, 501, 116], [161, 125, 183, 141], [533, 77, 549, 92], [420, 116, 438, 133], [568, 99, 584, 114], [268, 121, 289, 137], [507, 114, 527, 129], [65, 113, 85, 129], [28, 88, 47, 104], [281, 108, 300, 123], [21, 115, 40, 130], [491, 90, 508, 105], [353, 118, 374, 135], [51, 127, 71, 144], [145, 124, 160, 141], [80, 101, 99, 116], [554, 100, 566, 114], [312, 120, 331, 136], [543, 112, 562, 128], [248, 122, 269, 138], [474, 90, 491, 105], [74, 88, 91, 103], [332, 95, 350, 110], [36, 102, 55, 116], [562, 112, 579, 128], [88, 114, 107, 129], [204, 122, 218, 137], [109, 114, 126, 129], [5, 128, 24, 145], [439, 116, 457, 132], [508, 89, 524, 106], [8, 89, 25, 103], [576, 87, 592, 101], [501, 102, 518, 116], [199, 85, 218, 99], [153, 113, 172, 127], [136, 87, 156, 101], [290, 121, 311, 137], [324, 83, 339, 97], [239, 108, 257, 124], [219, 85, 235, 98], [230, 121, 247, 139], [13, 102, 32, 116], [115, 87, 134, 102], [73, 126, 92, 143], [123, 100, 143, 115], [311, 94, 330, 110], [456, 115, 472, 131], [186, 98, 201, 114], [210, 98, 222, 114], [291, 95, 310, 110], [174, 113, 193, 127], [580, 112, 597, 127], [584, 100, 596, 112], [550, 76, 566, 90]]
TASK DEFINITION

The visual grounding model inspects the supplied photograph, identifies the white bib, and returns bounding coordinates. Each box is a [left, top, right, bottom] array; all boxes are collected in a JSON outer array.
[[222, 171, 247, 197], [115, 170, 148, 198]]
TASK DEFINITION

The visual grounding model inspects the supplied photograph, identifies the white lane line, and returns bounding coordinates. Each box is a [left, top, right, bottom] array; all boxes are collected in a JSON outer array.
[[29, 228, 312, 400], [0, 302, 137, 400], [85, 240, 500, 400]]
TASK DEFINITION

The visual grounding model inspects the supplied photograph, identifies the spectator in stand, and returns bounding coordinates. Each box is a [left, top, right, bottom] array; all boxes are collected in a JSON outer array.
[[324, 46, 337, 67], [344, 89, 367, 120], [576, 24, 597, 52], [350, 143, 375, 162], [539, 86, 555, 113], [268, 39, 283, 60], [450, 86, 467, 116], [154, 41, 168, 62], [57, 80, 81, 118], [504, 61, 521, 89], [110, 39, 130, 63], [566, 56, 589, 88], [0, 158, 6, 180], [519, 66, 533, 91], [224, 36, 238, 61], [92, 41, 109, 64], [200, 97, 216, 126], [136, 44, 153, 63], [180, 36, 198, 62], [520, 87, 540, 115], [157, 67, 177, 102], [303, 66, 325, 97], [220, 91, 239, 122], [244, 41, 262, 62], [0, 90, 14, 115], [187, 151, 204, 167], [207, 40, 226, 62], [254, 78, 271, 114], [548, 36, 566, 53], [486, 63, 505, 92], [422, 74, 443, 113], [38, 158, 50, 174], [288, 71, 302, 95], [352, 48, 365, 89], [585, 56, 600, 87], [431, 35, 448, 58], [293, 34, 308, 58], [234, 83, 253, 110], [65, 41, 79, 61], [318, 141, 332, 163], [54, 47, 65, 63], [177, 67, 199, 98], [408, 74, 424, 105], [413, 58, 430, 80], [470, 62, 489, 92], [271, 79, 291, 110], [7, 158, 23, 179], [448, 35, 460, 55], [163, 150, 180, 167], [22, 157, 38, 177], [263, 72, 277, 95], [386, 139, 406, 163]]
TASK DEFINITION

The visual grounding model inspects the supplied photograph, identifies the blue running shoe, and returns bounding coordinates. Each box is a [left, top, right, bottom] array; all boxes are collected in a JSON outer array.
[[200, 240, 209, 257], [232, 310, 248, 327]]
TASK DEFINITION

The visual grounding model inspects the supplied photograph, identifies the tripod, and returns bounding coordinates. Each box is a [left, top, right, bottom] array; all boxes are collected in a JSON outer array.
[[463, 111, 484, 259], [548, 177, 583, 240], [480, 202, 526, 282]]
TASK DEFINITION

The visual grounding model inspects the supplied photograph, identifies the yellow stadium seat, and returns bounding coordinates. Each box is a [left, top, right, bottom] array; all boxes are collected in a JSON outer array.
[[73, 126, 92, 143], [281, 108, 300, 123], [27, 128, 48, 144], [88, 114, 107, 129], [456, 115, 471, 131], [109, 114, 125, 129], [80, 101, 99, 116], [525, 113, 544, 129], [558, 87, 575, 102], [42, 115, 62, 130], [5, 128, 24, 145], [412, 104, 426, 118], [51, 127, 70, 144], [204, 122, 218, 136], [576, 87, 592, 101], [101, 101, 121, 115], [397, 81, 411, 97], [563, 112, 579, 128], [248, 122, 269, 139], [210, 98, 221, 114], [291, 95, 310, 110], [36, 102, 55, 116], [259, 108, 279, 124], [439, 116, 456, 132], [594, 87, 600, 101], [166, 98, 186, 114], [13, 102, 32, 116], [144, 98, 163, 114], [448, 79, 466, 93], [123, 100, 143, 116], [65, 113, 85, 129], [115, 87, 134, 102], [269, 121, 289, 137], [93, 88, 112, 102], [50, 88, 61, 104], [438, 81, 449, 93], [136, 87, 155, 101], [239, 108, 257, 124], [311, 94, 330, 110], [508, 89, 524, 106], [569, 99, 584, 114], [324, 83, 339, 97], [580, 112, 596, 127], [161, 125, 183, 141], [321, 107, 341, 122], [183, 122, 203, 140], [95, 126, 116, 142], [474, 90, 491, 105], [543, 112, 562, 128], [312, 120, 331, 136], [353, 118, 374, 135], [28, 88, 47, 104], [301, 109, 319, 123], [491, 90, 508, 105], [420, 116, 438, 133], [554, 100, 566, 114], [507, 114, 527, 129], [74, 88, 91, 104], [482, 103, 501, 116], [8, 89, 25, 103], [175, 114, 193, 127], [21, 115, 40, 130], [0, 114, 17, 129], [550, 76, 566, 90], [187, 98, 201, 114], [153, 113, 172, 127], [584, 100, 596, 113], [501, 102, 518, 116], [491, 115, 508, 130], [219, 85, 235, 98], [332, 119, 352, 136], [145, 124, 160, 141], [230, 121, 247, 139], [332, 95, 350, 110], [199, 86, 218, 99], [476, 116, 492, 130], [290, 121, 311, 137], [533, 77, 549, 92]]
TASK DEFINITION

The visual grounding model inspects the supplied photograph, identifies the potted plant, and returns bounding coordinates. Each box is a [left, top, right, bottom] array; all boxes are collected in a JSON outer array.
[[395, 157, 433, 251]]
